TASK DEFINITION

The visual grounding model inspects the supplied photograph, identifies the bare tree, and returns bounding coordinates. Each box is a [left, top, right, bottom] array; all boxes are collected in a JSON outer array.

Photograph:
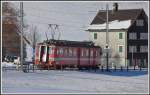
[[25, 25, 41, 61]]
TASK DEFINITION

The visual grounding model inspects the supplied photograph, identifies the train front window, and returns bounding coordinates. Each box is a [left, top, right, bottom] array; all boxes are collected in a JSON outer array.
[[49, 47, 51, 54]]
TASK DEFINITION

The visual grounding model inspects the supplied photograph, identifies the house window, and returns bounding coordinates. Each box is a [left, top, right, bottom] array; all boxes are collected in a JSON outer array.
[[136, 19, 144, 26], [94, 33, 97, 39], [140, 46, 148, 52], [129, 33, 137, 39], [119, 33, 123, 39], [119, 46, 123, 52], [129, 46, 137, 53], [140, 33, 148, 40]]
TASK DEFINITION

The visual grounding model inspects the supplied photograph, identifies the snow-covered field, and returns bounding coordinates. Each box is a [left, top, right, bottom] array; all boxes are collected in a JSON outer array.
[[2, 69, 148, 94]]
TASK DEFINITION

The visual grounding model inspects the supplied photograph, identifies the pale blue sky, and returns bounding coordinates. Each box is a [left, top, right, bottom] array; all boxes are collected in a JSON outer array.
[[12, 1, 149, 42]]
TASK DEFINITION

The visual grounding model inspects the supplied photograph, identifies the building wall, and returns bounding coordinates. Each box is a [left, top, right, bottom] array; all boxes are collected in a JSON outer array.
[[89, 30, 127, 67], [127, 11, 148, 67]]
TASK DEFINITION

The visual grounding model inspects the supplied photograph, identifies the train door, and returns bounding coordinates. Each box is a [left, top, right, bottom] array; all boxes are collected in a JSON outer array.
[[38, 45, 46, 63], [39, 45, 44, 62], [42, 46, 48, 63]]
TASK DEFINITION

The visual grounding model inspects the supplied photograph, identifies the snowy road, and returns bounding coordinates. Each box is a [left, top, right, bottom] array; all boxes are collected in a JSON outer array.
[[2, 70, 148, 94]]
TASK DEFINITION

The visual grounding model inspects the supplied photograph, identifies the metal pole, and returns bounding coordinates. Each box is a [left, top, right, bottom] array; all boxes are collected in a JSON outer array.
[[106, 4, 109, 71], [132, 46, 134, 67], [20, 2, 24, 71]]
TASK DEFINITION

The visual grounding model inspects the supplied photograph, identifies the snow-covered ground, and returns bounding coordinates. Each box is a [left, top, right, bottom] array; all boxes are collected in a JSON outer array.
[[2, 62, 17, 67], [2, 69, 148, 94]]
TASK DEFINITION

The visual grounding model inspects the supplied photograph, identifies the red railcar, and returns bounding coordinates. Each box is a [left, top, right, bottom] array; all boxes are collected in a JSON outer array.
[[35, 39, 102, 69]]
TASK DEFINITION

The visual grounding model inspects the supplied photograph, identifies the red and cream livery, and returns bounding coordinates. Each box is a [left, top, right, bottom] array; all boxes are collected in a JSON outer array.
[[35, 40, 102, 69]]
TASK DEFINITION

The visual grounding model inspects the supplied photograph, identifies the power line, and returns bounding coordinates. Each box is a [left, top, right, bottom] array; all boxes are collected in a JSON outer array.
[[23, 16, 88, 29]]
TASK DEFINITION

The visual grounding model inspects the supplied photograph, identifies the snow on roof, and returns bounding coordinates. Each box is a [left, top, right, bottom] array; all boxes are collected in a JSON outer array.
[[87, 20, 131, 30]]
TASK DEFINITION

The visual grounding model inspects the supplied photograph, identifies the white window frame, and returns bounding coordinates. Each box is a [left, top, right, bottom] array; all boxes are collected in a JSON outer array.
[[140, 46, 148, 53], [136, 19, 144, 26], [129, 33, 137, 40], [140, 33, 148, 40], [129, 46, 137, 53]]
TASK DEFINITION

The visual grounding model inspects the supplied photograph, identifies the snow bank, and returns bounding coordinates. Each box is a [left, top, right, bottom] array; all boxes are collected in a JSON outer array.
[[2, 62, 16, 67], [87, 20, 131, 30]]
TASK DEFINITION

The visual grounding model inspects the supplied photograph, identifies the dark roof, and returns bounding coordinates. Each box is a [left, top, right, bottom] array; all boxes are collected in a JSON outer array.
[[91, 9, 144, 25], [38, 39, 100, 48]]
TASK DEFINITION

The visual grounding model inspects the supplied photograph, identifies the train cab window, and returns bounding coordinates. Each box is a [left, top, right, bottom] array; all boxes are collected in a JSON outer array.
[[43, 46, 47, 55], [49, 47, 52, 54]]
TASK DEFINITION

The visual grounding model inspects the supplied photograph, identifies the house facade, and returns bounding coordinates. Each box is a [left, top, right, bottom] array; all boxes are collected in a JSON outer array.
[[87, 7, 148, 67]]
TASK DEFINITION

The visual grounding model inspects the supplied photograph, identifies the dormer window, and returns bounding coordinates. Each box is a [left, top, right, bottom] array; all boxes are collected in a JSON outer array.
[[136, 19, 144, 26]]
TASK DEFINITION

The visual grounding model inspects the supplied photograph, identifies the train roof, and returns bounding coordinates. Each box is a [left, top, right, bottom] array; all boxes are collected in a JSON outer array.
[[38, 39, 100, 48]]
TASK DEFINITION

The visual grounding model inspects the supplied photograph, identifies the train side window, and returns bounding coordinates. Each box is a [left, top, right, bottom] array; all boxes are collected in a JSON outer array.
[[64, 48, 67, 56], [91, 50, 93, 57], [69, 48, 73, 56], [86, 49, 89, 56], [81, 49, 84, 57], [57, 48, 59, 55], [95, 51, 97, 56], [73, 48, 76, 56]]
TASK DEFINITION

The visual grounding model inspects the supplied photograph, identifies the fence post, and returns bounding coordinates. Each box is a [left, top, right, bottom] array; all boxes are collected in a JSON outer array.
[[101, 66, 103, 72], [140, 65, 142, 71], [134, 65, 135, 70], [114, 65, 116, 71], [120, 66, 123, 71]]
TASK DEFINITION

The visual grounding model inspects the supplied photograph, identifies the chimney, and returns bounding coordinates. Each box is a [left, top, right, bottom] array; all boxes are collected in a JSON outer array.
[[112, 3, 118, 14]]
